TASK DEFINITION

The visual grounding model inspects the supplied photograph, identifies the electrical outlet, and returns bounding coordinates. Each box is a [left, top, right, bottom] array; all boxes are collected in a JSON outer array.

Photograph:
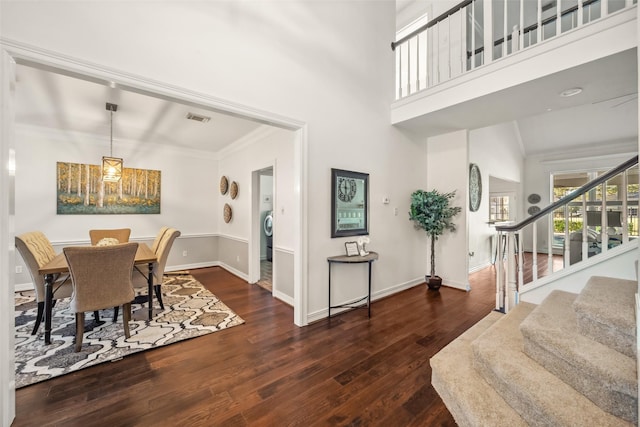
[[236, 255, 240, 262], [394, 207, 398, 216], [15, 265, 22, 274], [182, 250, 188, 257]]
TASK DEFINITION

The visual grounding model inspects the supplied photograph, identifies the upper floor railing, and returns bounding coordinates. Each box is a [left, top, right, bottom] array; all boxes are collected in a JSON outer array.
[[494, 155, 639, 313], [392, 0, 637, 100]]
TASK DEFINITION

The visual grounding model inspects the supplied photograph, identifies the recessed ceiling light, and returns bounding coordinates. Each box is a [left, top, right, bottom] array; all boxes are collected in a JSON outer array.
[[560, 87, 583, 97], [186, 112, 211, 123]]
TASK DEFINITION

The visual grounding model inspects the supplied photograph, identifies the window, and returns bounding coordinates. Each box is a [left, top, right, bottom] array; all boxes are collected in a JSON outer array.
[[490, 195, 510, 222]]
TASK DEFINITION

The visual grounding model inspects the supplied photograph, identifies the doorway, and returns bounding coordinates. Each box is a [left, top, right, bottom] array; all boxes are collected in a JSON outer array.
[[256, 167, 274, 292]]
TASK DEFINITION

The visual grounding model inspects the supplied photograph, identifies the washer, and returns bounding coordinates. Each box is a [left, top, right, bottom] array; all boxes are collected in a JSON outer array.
[[264, 211, 273, 262]]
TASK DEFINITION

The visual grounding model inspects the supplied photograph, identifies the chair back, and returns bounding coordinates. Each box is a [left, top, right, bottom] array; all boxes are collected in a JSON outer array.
[[89, 228, 131, 245], [151, 226, 170, 253], [16, 231, 70, 302], [63, 243, 137, 314], [152, 228, 181, 282]]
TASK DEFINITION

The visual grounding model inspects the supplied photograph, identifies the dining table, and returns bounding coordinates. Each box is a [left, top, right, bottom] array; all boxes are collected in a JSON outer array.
[[38, 242, 157, 345]]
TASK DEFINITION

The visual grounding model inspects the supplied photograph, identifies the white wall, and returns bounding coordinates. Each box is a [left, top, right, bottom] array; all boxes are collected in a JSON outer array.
[[426, 130, 469, 290], [1, 1, 427, 321], [14, 125, 218, 241], [468, 121, 524, 271]]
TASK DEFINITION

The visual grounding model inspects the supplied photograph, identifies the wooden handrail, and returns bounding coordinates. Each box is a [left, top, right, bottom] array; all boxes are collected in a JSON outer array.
[[496, 155, 639, 233], [391, 0, 472, 50], [398, 0, 601, 54]]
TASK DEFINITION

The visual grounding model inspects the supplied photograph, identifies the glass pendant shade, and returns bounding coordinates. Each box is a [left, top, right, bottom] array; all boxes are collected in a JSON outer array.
[[102, 156, 123, 182]]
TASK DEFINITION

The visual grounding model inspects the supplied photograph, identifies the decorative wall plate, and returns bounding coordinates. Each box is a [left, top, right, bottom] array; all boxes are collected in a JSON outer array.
[[230, 181, 239, 200], [223, 203, 232, 223], [527, 205, 541, 215], [469, 163, 482, 212], [220, 176, 229, 195], [527, 193, 541, 204]]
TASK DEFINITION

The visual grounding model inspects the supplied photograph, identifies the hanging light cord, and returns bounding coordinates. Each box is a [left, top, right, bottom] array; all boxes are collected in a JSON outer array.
[[109, 108, 114, 157]]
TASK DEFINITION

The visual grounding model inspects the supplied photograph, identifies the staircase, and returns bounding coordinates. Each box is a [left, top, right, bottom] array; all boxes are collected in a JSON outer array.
[[431, 275, 637, 426]]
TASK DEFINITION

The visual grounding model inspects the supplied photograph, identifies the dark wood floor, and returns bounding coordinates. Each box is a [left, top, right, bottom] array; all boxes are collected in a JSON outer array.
[[13, 266, 499, 426]]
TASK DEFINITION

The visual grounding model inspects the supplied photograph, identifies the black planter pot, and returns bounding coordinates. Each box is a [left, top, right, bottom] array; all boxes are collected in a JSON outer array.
[[425, 275, 442, 290]]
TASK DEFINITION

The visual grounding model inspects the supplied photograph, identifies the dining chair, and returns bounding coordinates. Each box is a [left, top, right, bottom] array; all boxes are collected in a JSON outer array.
[[89, 228, 131, 246], [15, 231, 73, 335], [151, 226, 169, 253], [63, 242, 138, 352], [131, 227, 181, 312]]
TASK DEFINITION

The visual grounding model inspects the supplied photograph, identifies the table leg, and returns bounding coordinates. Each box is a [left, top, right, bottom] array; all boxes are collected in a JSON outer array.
[[367, 261, 372, 318], [328, 261, 332, 318], [44, 273, 54, 344], [148, 262, 154, 320]]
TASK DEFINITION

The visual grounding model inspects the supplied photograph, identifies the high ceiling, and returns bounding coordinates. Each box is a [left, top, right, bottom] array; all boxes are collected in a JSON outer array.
[[13, 46, 638, 158], [14, 64, 265, 154], [394, 48, 638, 156]]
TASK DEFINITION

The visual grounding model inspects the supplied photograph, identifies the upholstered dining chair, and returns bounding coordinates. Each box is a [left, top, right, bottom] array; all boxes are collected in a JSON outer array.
[[131, 227, 181, 312], [89, 228, 131, 246], [63, 242, 138, 352], [15, 231, 73, 335]]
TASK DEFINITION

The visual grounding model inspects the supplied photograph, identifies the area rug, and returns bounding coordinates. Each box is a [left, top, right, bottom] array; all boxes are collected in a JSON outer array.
[[14, 274, 244, 388]]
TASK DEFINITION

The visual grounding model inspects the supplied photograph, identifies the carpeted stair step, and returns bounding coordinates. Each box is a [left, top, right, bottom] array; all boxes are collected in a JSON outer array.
[[472, 302, 632, 427], [430, 311, 527, 427], [520, 290, 637, 424], [573, 276, 636, 359]]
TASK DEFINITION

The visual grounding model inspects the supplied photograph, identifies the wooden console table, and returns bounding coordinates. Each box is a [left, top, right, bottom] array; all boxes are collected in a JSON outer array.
[[327, 251, 378, 318]]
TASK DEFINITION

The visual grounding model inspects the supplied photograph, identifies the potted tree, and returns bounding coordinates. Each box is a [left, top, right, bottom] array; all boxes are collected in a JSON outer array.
[[409, 189, 462, 290]]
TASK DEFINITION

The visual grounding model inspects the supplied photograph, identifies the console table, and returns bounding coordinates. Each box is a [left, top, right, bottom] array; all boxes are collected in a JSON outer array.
[[327, 251, 378, 318]]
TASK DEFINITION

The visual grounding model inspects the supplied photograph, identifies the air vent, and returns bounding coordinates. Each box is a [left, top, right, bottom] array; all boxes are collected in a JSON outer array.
[[185, 112, 211, 123]]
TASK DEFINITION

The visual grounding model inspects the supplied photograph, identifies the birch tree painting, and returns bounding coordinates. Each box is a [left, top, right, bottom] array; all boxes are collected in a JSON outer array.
[[56, 162, 161, 214]]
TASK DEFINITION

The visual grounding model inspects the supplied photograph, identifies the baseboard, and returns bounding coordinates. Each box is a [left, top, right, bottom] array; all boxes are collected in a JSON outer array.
[[306, 276, 425, 324], [15, 282, 33, 293], [273, 289, 293, 306], [216, 262, 249, 282]]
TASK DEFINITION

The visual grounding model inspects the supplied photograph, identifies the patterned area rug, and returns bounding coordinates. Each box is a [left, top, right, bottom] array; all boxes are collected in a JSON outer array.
[[14, 274, 244, 388]]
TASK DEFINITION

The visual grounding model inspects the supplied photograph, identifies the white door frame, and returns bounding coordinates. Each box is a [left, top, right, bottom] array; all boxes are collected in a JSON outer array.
[[249, 164, 276, 287]]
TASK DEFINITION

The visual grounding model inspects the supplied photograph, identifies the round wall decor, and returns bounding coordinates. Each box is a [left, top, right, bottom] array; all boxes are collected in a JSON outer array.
[[528, 205, 541, 215], [223, 203, 233, 223], [220, 176, 229, 195], [469, 163, 482, 212], [527, 193, 541, 204], [230, 181, 239, 200]]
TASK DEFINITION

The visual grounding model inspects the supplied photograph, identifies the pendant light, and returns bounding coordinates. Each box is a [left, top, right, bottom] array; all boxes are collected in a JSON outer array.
[[102, 102, 123, 182]]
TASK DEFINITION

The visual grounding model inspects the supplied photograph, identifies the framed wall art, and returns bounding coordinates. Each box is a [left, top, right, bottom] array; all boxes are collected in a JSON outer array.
[[331, 168, 369, 238], [56, 161, 161, 214]]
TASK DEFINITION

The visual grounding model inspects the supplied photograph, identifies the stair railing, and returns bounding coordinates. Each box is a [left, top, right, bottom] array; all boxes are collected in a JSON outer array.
[[392, 0, 636, 100], [495, 155, 639, 313]]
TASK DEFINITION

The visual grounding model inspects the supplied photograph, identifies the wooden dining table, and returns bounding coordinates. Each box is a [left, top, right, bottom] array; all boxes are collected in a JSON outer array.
[[38, 243, 157, 345]]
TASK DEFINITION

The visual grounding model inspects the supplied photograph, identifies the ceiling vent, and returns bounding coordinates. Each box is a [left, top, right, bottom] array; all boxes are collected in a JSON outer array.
[[185, 112, 211, 123]]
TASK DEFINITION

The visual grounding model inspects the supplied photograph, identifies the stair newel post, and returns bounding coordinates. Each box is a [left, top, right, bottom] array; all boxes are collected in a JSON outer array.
[[496, 230, 505, 312], [582, 197, 588, 263], [506, 231, 517, 311], [622, 169, 628, 243], [547, 211, 554, 276], [563, 204, 570, 266], [517, 229, 523, 300], [532, 221, 538, 282]]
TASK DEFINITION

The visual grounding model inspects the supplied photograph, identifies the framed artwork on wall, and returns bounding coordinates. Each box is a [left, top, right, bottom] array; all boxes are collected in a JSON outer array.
[[331, 168, 369, 238], [56, 161, 161, 214]]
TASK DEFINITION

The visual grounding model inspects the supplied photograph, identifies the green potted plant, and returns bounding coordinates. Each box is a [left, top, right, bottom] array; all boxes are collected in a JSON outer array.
[[409, 189, 462, 290]]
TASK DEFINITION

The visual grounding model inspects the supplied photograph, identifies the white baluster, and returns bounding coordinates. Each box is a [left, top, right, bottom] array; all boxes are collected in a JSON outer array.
[[548, 211, 554, 275], [496, 231, 504, 311], [582, 197, 588, 262], [623, 169, 629, 243], [537, 0, 543, 42], [563, 205, 570, 267], [517, 229, 523, 299]]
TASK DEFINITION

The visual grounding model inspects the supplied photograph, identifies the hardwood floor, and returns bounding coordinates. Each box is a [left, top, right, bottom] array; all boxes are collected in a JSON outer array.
[[13, 266, 498, 426]]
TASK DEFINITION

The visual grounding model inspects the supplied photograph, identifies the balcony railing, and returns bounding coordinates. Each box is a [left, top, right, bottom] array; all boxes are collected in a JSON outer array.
[[494, 155, 639, 313], [392, 0, 636, 100]]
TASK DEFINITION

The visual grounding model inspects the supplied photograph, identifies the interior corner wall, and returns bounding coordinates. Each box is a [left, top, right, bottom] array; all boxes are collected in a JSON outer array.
[[217, 127, 296, 298], [468, 121, 524, 272], [426, 130, 469, 290]]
